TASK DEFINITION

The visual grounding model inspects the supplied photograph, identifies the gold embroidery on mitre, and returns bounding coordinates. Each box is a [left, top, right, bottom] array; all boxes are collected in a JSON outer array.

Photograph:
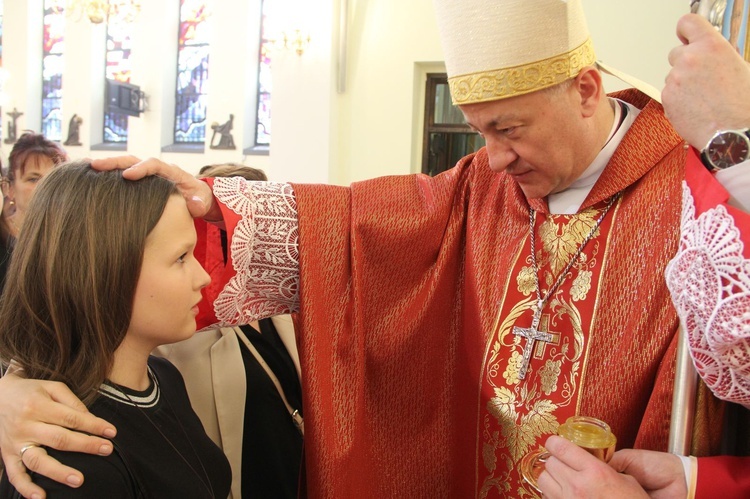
[[448, 38, 596, 105]]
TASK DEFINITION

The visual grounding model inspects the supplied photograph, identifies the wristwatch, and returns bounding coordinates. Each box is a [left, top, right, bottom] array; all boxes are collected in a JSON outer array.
[[700, 128, 750, 171]]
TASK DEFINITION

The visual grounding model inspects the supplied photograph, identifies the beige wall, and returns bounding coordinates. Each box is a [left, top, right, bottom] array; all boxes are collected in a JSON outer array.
[[0, 0, 688, 184], [582, 1, 684, 94], [331, 0, 443, 185]]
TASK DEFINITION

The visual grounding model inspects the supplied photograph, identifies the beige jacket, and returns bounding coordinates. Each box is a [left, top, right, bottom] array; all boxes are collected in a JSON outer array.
[[153, 316, 300, 499]]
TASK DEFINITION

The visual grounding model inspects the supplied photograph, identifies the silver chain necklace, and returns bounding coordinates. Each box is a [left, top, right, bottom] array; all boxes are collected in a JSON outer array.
[[118, 369, 217, 499], [513, 192, 621, 379]]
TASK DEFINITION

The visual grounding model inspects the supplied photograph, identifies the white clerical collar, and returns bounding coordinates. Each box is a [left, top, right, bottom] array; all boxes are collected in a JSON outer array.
[[547, 98, 640, 215]]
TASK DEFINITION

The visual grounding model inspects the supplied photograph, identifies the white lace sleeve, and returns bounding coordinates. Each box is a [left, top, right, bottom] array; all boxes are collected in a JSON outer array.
[[665, 182, 750, 408], [209, 178, 300, 324]]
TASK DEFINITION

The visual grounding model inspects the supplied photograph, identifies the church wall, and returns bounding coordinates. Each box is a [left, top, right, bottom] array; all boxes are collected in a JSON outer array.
[[267, 0, 335, 184], [581, 1, 684, 95], [330, 0, 443, 185], [0, 0, 690, 184]]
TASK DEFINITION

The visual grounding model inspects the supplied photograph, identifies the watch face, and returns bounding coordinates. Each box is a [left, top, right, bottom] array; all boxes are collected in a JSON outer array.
[[707, 130, 750, 170]]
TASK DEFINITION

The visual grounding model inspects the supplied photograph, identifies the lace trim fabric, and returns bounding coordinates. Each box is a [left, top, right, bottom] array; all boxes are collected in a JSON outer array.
[[665, 182, 750, 407], [210, 178, 300, 325]]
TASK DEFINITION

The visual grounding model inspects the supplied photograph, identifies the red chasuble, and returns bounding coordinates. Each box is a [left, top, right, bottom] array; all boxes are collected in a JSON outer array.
[[198, 91, 727, 498]]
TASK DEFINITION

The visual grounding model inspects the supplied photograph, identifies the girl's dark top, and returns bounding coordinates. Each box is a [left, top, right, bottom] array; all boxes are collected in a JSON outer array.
[[239, 319, 304, 499], [0, 356, 231, 499]]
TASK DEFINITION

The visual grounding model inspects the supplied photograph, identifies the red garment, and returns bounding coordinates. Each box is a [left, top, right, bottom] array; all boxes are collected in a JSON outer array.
[[696, 456, 750, 499], [291, 90, 721, 498], [681, 151, 750, 257], [194, 219, 227, 328], [198, 91, 728, 498]]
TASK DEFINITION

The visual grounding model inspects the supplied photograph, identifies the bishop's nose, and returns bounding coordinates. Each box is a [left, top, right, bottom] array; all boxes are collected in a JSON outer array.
[[485, 138, 518, 173]]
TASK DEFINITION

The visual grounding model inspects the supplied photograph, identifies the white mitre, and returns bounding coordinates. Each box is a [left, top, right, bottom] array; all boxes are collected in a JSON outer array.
[[433, 0, 659, 105]]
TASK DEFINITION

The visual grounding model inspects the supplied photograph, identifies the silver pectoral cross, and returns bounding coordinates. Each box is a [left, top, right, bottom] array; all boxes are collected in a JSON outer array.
[[512, 303, 554, 380]]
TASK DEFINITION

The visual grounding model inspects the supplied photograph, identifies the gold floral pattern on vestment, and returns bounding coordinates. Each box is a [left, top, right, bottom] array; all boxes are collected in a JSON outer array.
[[538, 209, 600, 283], [540, 359, 562, 396], [503, 351, 523, 386], [448, 38, 596, 105], [516, 266, 536, 295], [571, 270, 593, 301], [479, 203, 611, 498]]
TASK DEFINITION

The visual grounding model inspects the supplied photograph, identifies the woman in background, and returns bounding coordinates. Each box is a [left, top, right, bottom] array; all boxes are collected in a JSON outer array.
[[5, 132, 68, 238], [0, 133, 67, 286]]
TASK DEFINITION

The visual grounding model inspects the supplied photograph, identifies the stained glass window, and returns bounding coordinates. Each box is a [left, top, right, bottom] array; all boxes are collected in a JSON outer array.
[[255, 0, 272, 146], [103, 18, 133, 143], [174, 0, 210, 144], [42, 0, 64, 141]]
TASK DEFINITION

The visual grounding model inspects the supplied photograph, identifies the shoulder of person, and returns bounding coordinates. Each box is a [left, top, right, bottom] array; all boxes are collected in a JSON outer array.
[[33, 447, 137, 498]]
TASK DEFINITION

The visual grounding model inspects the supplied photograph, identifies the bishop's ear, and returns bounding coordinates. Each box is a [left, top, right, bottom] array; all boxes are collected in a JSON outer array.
[[575, 66, 604, 118]]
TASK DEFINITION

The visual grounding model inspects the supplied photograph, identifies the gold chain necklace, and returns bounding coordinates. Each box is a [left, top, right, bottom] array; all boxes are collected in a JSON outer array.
[[513, 193, 621, 379]]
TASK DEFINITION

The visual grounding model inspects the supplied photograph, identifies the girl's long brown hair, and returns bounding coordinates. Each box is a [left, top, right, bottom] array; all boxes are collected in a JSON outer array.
[[0, 160, 178, 405]]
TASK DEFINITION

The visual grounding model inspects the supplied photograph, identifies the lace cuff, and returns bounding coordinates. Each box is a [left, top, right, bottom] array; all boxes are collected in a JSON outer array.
[[665, 182, 750, 407], [210, 178, 300, 325]]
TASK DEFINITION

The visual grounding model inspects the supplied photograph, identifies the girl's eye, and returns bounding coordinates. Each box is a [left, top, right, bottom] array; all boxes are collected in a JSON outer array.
[[177, 253, 188, 264]]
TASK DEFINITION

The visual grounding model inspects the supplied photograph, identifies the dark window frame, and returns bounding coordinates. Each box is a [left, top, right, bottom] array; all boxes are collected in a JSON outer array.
[[421, 73, 484, 176]]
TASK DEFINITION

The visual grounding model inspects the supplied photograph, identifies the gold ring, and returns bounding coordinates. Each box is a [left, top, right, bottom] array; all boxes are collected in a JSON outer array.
[[19, 444, 38, 460]]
